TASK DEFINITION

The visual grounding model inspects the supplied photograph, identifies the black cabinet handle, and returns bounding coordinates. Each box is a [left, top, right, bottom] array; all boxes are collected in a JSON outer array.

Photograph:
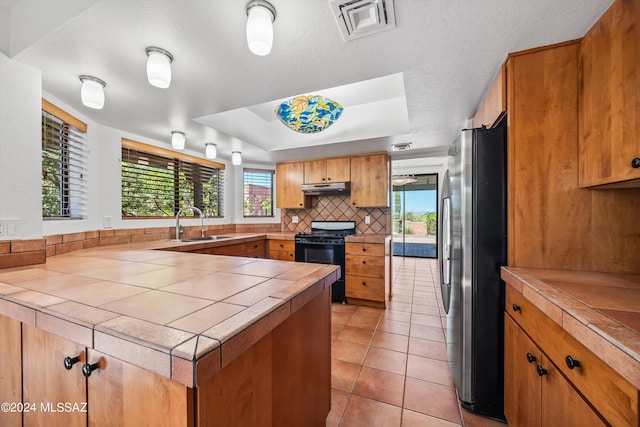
[[526, 353, 537, 363], [632, 158, 640, 169], [322, 177, 326, 181], [362, 248, 367, 252], [362, 281, 367, 285], [536, 365, 548, 377], [565, 355, 581, 370], [64, 355, 82, 370], [512, 304, 521, 312], [82, 362, 100, 377], [362, 260, 366, 264], [279, 244, 284, 248]]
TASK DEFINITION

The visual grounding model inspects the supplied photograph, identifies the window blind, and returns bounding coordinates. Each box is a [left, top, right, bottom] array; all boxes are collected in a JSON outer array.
[[121, 144, 224, 218], [42, 110, 89, 219], [243, 168, 274, 217]]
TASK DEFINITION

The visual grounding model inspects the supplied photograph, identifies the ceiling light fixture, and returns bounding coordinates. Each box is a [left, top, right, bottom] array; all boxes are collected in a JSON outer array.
[[232, 151, 242, 165], [171, 131, 186, 150], [246, 0, 276, 56], [275, 95, 343, 133], [205, 143, 217, 159], [78, 75, 106, 109], [145, 47, 174, 88]]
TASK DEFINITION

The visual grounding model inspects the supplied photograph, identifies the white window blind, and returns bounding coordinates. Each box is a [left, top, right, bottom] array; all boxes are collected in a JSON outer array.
[[121, 143, 225, 218], [42, 110, 89, 219], [243, 168, 274, 217]]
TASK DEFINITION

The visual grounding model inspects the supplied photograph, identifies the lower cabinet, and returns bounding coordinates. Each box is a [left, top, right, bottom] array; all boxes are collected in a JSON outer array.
[[345, 242, 389, 308], [504, 315, 605, 427], [504, 285, 639, 427], [190, 239, 266, 258], [20, 323, 191, 427], [268, 239, 295, 261], [0, 314, 23, 427]]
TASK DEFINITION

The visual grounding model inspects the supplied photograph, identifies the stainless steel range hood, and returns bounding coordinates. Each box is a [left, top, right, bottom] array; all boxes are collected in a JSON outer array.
[[301, 182, 350, 195]]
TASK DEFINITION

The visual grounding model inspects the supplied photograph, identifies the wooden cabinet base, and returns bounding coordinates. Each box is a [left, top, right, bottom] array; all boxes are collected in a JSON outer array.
[[197, 284, 331, 426]]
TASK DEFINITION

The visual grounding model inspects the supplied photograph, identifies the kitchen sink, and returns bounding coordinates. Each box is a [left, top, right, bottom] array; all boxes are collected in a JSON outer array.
[[179, 236, 232, 242]]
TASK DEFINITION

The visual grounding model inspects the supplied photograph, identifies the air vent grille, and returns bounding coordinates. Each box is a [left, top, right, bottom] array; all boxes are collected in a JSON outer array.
[[329, 0, 396, 41], [392, 143, 413, 151]]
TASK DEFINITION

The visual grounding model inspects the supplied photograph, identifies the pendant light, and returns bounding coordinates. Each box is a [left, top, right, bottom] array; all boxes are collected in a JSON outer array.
[[232, 151, 242, 165], [205, 143, 217, 159], [79, 75, 106, 109], [246, 0, 276, 56], [171, 131, 186, 150], [145, 47, 173, 88]]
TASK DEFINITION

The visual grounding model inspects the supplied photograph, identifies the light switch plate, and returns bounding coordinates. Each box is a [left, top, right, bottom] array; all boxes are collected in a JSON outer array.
[[365, 215, 371, 224], [103, 216, 113, 229], [292, 216, 299, 223]]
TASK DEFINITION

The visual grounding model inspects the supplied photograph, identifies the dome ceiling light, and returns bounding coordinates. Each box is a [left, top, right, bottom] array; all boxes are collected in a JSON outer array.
[[145, 46, 174, 88], [79, 75, 106, 109], [171, 131, 186, 150], [246, 0, 276, 56]]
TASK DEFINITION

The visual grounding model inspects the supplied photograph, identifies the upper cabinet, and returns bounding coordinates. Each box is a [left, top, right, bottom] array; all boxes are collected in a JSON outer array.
[[350, 153, 389, 207], [472, 62, 507, 129], [275, 162, 311, 209], [304, 158, 350, 184], [579, 0, 640, 188]]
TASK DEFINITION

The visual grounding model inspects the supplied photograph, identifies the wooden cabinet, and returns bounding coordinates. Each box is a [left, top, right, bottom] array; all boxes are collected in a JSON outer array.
[[189, 240, 265, 258], [0, 314, 22, 427], [303, 158, 350, 184], [345, 242, 389, 308], [275, 162, 310, 209], [472, 62, 507, 128], [504, 315, 605, 427], [22, 323, 87, 427], [579, 0, 640, 188], [504, 285, 638, 427], [245, 240, 266, 258], [350, 153, 389, 207], [268, 239, 295, 261]]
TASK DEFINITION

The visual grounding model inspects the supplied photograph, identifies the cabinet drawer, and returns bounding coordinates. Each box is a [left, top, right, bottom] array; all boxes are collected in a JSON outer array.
[[345, 255, 385, 278], [269, 250, 294, 261], [345, 243, 384, 257], [506, 286, 638, 427], [246, 240, 265, 253], [210, 243, 246, 256], [268, 240, 294, 252], [346, 275, 385, 301]]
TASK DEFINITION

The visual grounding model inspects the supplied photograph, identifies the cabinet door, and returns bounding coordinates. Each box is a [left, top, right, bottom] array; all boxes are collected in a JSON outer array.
[[326, 158, 350, 182], [276, 162, 310, 208], [580, 0, 640, 187], [22, 324, 87, 427], [350, 154, 389, 207], [303, 159, 327, 184], [504, 315, 541, 427], [0, 314, 22, 427], [87, 349, 192, 427], [540, 354, 606, 427]]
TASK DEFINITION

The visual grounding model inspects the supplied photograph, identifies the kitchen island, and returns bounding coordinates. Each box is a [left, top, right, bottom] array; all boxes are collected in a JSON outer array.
[[0, 238, 338, 426]]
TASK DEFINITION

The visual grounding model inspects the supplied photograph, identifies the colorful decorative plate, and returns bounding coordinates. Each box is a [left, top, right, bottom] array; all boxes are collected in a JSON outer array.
[[275, 95, 343, 133]]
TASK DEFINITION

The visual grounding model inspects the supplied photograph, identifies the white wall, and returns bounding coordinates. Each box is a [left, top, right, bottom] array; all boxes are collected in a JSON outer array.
[[0, 53, 42, 240]]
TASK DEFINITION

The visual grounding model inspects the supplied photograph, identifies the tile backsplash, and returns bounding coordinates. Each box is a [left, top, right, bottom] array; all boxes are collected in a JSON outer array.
[[281, 195, 390, 234]]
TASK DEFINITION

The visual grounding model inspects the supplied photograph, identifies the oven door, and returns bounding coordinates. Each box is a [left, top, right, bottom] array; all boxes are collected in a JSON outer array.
[[295, 241, 346, 302]]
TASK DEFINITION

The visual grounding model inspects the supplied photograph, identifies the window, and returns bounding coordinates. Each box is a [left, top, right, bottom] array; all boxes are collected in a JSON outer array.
[[243, 169, 274, 217], [121, 139, 225, 218], [42, 100, 89, 219]]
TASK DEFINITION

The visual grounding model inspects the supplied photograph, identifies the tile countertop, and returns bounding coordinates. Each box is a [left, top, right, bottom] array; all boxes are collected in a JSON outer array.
[[501, 267, 640, 389], [0, 236, 339, 388]]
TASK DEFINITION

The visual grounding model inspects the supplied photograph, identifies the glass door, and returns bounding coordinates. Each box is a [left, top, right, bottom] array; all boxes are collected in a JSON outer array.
[[392, 174, 438, 258]]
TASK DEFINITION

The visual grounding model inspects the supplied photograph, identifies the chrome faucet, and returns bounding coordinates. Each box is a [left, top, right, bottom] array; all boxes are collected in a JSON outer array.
[[175, 206, 205, 240]]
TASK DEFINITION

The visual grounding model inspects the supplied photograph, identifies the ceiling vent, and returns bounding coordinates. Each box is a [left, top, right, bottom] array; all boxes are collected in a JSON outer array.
[[392, 142, 413, 151], [329, 0, 396, 41]]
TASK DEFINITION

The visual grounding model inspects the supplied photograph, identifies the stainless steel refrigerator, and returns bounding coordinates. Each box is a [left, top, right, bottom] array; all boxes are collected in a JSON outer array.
[[439, 122, 507, 421]]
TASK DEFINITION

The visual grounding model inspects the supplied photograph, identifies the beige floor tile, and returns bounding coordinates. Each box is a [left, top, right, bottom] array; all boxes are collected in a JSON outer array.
[[363, 347, 407, 375], [353, 366, 405, 407], [341, 395, 402, 427], [332, 359, 361, 392], [332, 339, 369, 365]]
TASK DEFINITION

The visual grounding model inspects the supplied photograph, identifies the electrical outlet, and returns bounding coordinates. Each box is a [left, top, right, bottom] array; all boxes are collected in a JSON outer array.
[[292, 216, 299, 224], [365, 215, 371, 225], [103, 216, 113, 229]]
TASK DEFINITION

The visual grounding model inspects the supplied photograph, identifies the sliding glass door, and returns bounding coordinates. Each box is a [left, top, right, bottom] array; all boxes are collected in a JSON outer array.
[[392, 174, 438, 258]]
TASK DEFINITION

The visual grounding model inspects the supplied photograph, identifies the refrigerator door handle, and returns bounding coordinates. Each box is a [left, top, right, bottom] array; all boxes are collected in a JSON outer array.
[[440, 195, 452, 313]]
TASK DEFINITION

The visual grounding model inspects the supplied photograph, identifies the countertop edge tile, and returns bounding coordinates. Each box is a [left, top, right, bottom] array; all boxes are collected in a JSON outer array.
[[94, 330, 171, 378], [0, 298, 36, 325], [35, 311, 93, 348]]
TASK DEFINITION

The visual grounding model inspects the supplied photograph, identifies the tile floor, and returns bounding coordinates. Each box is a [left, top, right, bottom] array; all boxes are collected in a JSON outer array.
[[326, 257, 507, 427]]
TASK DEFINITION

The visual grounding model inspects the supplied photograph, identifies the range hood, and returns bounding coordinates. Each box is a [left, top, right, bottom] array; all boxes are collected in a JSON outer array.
[[301, 182, 350, 195]]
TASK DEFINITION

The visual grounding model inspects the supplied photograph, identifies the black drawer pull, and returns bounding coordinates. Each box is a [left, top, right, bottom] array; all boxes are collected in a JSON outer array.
[[632, 157, 640, 168], [512, 304, 521, 312], [362, 281, 366, 285], [82, 362, 100, 377], [64, 355, 82, 370], [565, 355, 581, 370], [362, 248, 367, 252], [526, 353, 537, 364], [536, 365, 548, 377], [362, 260, 366, 264]]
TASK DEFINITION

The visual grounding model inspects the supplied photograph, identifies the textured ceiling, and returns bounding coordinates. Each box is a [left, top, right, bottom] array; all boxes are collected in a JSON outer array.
[[1, 0, 613, 165]]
